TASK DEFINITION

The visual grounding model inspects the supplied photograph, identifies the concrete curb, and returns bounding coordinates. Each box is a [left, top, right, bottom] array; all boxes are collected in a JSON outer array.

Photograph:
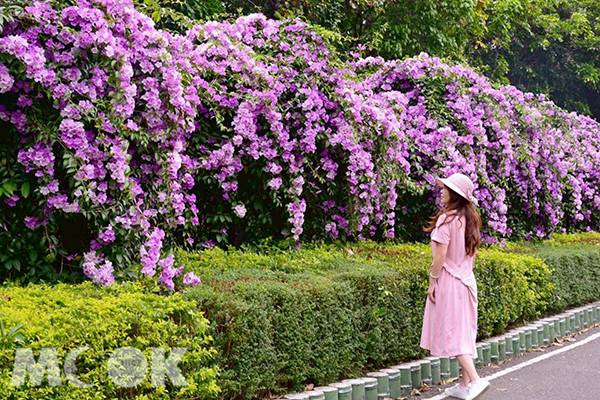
[[283, 301, 600, 400]]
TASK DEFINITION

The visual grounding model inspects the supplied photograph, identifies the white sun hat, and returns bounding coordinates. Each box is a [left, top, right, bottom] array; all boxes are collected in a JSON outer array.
[[436, 172, 479, 207]]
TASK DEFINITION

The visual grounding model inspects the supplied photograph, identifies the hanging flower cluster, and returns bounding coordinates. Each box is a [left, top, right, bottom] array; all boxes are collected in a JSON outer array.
[[0, 0, 598, 286]]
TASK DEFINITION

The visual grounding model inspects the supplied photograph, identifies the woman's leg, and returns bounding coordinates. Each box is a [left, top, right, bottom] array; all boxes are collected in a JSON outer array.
[[457, 354, 480, 386]]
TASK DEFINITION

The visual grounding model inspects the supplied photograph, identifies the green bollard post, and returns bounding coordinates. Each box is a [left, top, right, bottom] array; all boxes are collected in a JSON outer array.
[[449, 357, 460, 379], [524, 329, 532, 351], [420, 360, 432, 386], [427, 357, 441, 385], [482, 342, 491, 365], [512, 334, 521, 357], [568, 314, 576, 334], [331, 382, 352, 400], [475, 344, 483, 367], [567, 312, 574, 333], [530, 326, 538, 348], [583, 309, 590, 328], [573, 311, 579, 331], [439, 357, 450, 383], [498, 338, 506, 362], [410, 362, 422, 389], [366, 372, 388, 399], [308, 390, 325, 400], [518, 330, 526, 352], [313, 386, 338, 400], [363, 377, 378, 400], [490, 340, 499, 364], [380, 369, 400, 399], [561, 315, 567, 334], [542, 322, 550, 345], [342, 379, 365, 400], [504, 335, 513, 358], [543, 321, 554, 346], [393, 364, 411, 397], [536, 325, 544, 347], [546, 320, 553, 343]]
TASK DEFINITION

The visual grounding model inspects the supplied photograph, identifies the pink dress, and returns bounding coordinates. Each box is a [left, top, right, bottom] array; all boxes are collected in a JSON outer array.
[[420, 212, 478, 359]]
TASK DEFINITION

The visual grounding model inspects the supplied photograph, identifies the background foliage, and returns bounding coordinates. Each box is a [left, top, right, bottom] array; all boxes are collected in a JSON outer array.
[[142, 0, 600, 119]]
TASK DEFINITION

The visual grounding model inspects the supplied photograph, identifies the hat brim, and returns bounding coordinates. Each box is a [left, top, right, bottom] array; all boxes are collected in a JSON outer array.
[[436, 176, 474, 204]]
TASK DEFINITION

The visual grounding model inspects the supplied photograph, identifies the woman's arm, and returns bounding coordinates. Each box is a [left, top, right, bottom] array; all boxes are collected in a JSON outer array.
[[429, 240, 448, 285]]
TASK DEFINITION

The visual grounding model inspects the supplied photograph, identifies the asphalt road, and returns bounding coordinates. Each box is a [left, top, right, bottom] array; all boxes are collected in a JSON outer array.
[[480, 329, 600, 400], [413, 324, 600, 400]]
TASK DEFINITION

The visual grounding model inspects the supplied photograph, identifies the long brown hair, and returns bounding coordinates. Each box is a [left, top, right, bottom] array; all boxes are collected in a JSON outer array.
[[423, 184, 482, 256]]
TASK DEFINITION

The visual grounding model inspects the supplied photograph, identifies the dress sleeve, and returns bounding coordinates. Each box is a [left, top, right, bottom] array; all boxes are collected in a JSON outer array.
[[431, 213, 451, 245]]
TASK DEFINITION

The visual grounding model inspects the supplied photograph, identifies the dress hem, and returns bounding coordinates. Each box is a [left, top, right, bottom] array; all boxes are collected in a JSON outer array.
[[421, 346, 478, 360]]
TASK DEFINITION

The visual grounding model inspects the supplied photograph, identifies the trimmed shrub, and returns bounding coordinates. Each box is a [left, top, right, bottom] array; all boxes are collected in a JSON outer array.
[[184, 267, 423, 399], [544, 232, 600, 246], [179, 236, 599, 399], [0, 282, 219, 399], [475, 250, 553, 336], [535, 244, 600, 312]]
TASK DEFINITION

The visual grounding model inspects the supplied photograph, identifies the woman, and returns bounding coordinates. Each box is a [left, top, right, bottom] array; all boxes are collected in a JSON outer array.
[[420, 172, 490, 400]]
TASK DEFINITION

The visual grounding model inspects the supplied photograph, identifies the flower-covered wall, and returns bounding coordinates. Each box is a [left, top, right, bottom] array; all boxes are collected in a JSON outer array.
[[0, 0, 598, 286]]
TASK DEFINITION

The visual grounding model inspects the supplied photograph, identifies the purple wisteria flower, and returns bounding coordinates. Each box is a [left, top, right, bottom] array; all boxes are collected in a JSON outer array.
[[0, 63, 14, 93], [82, 251, 115, 286], [233, 204, 247, 218], [183, 271, 201, 286], [98, 225, 116, 245], [4, 194, 19, 208]]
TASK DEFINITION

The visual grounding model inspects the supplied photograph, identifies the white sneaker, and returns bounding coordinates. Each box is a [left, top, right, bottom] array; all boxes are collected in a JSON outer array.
[[445, 383, 470, 399], [465, 378, 490, 400]]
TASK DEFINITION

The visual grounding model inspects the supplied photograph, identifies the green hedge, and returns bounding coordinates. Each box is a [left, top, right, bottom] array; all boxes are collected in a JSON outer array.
[[0, 233, 597, 399], [536, 245, 600, 312], [179, 234, 599, 400], [0, 282, 219, 399]]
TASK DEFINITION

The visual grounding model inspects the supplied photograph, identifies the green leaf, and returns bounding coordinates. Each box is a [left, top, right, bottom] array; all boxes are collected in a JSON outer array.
[[1, 181, 17, 196], [20, 182, 30, 198]]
